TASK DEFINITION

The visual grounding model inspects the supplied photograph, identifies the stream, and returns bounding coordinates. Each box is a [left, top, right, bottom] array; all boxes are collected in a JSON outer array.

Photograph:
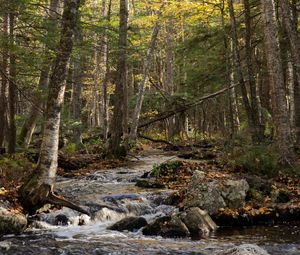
[[1, 151, 299, 255]]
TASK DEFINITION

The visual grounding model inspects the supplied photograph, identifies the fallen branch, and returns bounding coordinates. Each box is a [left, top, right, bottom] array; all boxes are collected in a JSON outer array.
[[138, 133, 175, 147], [138, 83, 239, 129]]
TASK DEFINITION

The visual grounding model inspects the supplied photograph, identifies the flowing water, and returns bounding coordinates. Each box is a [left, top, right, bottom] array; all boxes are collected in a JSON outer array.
[[1, 151, 299, 255]]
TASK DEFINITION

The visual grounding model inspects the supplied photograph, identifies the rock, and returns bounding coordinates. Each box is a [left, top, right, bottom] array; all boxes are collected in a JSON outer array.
[[271, 189, 291, 203], [143, 215, 190, 238], [0, 203, 27, 235], [217, 244, 270, 255], [179, 207, 217, 238], [183, 171, 226, 214], [221, 180, 249, 208], [183, 171, 249, 214], [108, 216, 147, 232], [0, 241, 12, 251], [135, 179, 166, 189], [54, 214, 69, 226]]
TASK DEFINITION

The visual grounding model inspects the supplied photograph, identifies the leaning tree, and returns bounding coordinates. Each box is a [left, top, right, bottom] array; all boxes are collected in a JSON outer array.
[[19, 0, 88, 215]]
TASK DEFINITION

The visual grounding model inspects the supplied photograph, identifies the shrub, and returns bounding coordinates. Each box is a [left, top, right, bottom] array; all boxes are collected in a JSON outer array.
[[151, 161, 183, 177], [236, 145, 279, 177]]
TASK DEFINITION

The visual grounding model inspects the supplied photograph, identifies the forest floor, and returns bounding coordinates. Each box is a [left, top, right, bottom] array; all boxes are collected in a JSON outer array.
[[0, 140, 300, 225]]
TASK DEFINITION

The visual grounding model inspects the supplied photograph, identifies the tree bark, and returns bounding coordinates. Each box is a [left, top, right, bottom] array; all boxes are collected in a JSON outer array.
[[243, 0, 264, 142], [260, 0, 294, 162], [228, 0, 261, 142], [108, 0, 128, 157], [19, 0, 85, 215], [280, 0, 300, 147], [0, 12, 9, 148], [7, 11, 17, 154], [72, 25, 84, 145], [101, 0, 112, 141]]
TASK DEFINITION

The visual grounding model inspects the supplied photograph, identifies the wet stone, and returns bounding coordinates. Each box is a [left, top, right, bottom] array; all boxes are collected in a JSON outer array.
[[217, 244, 270, 255], [108, 216, 147, 232], [54, 214, 69, 226], [142, 215, 190, 238]]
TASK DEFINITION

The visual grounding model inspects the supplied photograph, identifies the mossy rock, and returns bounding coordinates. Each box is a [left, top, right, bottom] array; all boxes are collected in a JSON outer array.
[[0, 212, 27, 236]]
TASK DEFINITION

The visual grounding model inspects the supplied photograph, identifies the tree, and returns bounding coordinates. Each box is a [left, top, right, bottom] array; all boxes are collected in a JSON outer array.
[[0, 9, 9, 149], [260, 0, 294, 162], [280, 0, 300, 147], [18, 0, 59, 148], [129, 7, 163, 141], [19, 0, 87, 215], [108, 0, 128, 157], [228, 0, 262, 143]]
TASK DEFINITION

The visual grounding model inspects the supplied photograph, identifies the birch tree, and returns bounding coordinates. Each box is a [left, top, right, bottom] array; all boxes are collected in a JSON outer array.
[[19, 0, 87, 214]]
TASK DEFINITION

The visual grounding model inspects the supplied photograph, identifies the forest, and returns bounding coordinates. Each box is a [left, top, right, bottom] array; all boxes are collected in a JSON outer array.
[[0, 0, 299, 254]]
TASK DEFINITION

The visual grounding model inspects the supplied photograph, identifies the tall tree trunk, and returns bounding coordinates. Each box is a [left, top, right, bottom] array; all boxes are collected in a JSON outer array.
[[129, 14, 162, 141], [165, 17, 176, 140], [280, 0, 300, 147], [72, 24, 84, 145], [19, 0, 84, 214], [220, 1, 239, 138], [228, 0, 258, 142], [108, 0, 128, 157], [0, 12, 9, 148], [101, 0, 112, 141], [7, 11, 17, 154], [18, 0, 59, 147], [260, 0, 294, 162], [243, 0, 264, 141]]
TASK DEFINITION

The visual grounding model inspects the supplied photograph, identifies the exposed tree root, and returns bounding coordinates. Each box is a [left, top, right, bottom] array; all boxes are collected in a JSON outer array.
[[47, 192, 90, 216]]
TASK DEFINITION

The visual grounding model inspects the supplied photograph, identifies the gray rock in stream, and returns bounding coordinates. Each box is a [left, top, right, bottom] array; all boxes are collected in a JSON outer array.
[[143, 215, 190, 238], [179, 207, 217, 237], [217, 244, 270, 255], [108, 216, 147, 232], [183, 171, 249, 214], [0, 201, 27, 236]]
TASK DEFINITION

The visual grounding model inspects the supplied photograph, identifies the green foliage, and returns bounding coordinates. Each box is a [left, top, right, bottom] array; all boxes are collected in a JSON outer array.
[[236, 145, 279, 177], [151, 160, 183, 177], [62, 143, 77, 154]]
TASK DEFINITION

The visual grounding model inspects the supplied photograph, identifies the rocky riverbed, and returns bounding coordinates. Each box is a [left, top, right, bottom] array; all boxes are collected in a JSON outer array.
[[0, 151, 299, 254]]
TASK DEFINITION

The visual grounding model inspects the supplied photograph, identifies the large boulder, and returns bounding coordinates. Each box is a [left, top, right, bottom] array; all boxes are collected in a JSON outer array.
[[183, 171, 249, 214], [0, 201, 27, 236], [143, 215, 190, 238], [217, 244, 270, 255], [179, 207, 217, 237], [108, 216, 147, 232]]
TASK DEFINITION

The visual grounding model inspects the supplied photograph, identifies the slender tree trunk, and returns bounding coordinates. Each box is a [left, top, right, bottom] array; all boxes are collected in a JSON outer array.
[[108, 0, 128, 157], [165, 17, 176, 140], [228, 0, 258, 142], [7, 12, 17, 153], [243, 0, 264, 141], [129, 14, 162, 140], [72, 25, 84, 145], [260, 0, 294, 161], [101, 0, 112, 141], [221, 1, 239, 137], [19, 0, 59, 147], [0, 12, 9, 148], [19, 68, 50, 148], [19, 0, 83, 214], [280, 0, 300, 147]]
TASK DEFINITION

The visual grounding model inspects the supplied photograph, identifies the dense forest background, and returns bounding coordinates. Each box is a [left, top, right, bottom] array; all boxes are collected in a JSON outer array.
[[0, 0, 299, 164]]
